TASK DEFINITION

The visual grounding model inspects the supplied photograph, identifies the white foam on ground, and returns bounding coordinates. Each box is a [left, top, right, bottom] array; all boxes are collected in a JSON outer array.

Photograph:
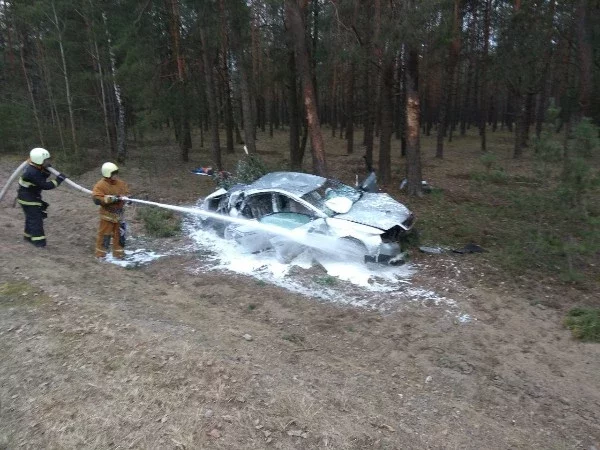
[[104, 249, 165, 267], [187, 226, 412, 288], [185, 223, 463, 313]]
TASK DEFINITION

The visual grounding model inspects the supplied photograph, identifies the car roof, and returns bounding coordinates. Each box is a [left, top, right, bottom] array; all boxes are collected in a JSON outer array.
[[245, 172, 327, 197]]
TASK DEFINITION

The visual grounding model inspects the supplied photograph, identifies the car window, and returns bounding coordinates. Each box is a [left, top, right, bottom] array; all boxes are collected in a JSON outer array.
[[275, 194, 314, 216], [259, 212, 312, 230], [241, 193, 274, 219], [301, 179, 361, 216]]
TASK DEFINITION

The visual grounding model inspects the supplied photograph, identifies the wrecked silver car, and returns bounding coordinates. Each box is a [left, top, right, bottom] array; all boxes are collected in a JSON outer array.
[[200, 172, 415, 264]]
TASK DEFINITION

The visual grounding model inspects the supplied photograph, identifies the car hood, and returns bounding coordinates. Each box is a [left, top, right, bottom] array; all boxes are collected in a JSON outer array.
[[333, 192, 412, 230]]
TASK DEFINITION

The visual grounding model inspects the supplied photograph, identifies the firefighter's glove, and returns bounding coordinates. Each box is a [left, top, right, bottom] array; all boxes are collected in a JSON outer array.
[[104, 195, 119, 204], [56, 173, 67, 184]]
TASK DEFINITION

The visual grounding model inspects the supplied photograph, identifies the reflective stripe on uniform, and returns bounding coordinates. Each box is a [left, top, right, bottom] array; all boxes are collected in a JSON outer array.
[[96, 248, 107, 254], [17, 199, 43, 206], [51, 180, 58, 187], [30, 235, 46, 241], [100, 215, 120, 223], [18, 178, 35, 188], [24, 233, 31, 238]]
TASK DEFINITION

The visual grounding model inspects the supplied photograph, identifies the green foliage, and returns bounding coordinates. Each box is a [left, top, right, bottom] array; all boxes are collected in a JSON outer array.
[[137, 208, 181, 238], [561, 119, 600, 217], [470, 153, 509, 184], [216, 154, 269, 189], [480, 152, 497, 172], [0, 104, 32, 153], [572, 118, 600, 158], [564, 308, 600, 342], [470, 168, 509, 185], [418, 130, 600, 282]]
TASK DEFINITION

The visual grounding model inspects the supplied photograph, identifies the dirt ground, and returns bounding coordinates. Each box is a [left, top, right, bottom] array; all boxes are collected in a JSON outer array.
[[1, 133, 599, 450]]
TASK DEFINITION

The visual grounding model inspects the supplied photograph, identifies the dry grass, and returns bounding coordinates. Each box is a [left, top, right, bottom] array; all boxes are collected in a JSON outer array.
[[1, 131, 600, 449]]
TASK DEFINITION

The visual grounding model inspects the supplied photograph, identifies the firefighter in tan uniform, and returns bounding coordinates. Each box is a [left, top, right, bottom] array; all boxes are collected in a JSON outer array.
[[92, 162, 129, 259]]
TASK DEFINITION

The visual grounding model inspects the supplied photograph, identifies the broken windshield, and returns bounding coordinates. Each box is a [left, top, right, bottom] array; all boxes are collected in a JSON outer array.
[[301, 179, 362, 216]]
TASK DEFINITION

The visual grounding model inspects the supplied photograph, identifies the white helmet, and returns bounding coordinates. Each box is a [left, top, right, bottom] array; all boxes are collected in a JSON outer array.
[[30, 147, 50, 165], [101, 162, 119, 178]]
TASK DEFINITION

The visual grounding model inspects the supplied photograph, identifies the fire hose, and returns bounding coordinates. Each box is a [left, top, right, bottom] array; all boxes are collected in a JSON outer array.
[[1, 160, 377, 263], [0, 160, 28, 204], [0, 161, 308, 241]]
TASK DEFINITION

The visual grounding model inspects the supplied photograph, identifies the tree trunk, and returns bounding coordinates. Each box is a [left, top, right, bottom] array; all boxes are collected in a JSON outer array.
[[286, 45, 302, 170], [479, 0, 490, 152], [53, 0, 78, 156], [521, 91, 534, 148], [103, 12, 126, 162], [219, 0, 235, 153], [400, 49, 407, 157], [228, 4, 257, 154], [345, 61, 355, 155], [19, 37, 45, 147], [284, 0, 327, 176], [331, 64, 338, 137], [378, 59, 393, 185], [91, 28, 113, 156], [200, 28, 222, 170], [460, 8, 477, 137], [436, 0, 462, 158], [362, 0, 376, 170], [535, 0, 556, 139], [405, 44, 422, 196], [37, 40, 66, 155], [576, 0, 592, 118], [166, 0, 191, 162], [513, 92, 524, 158]]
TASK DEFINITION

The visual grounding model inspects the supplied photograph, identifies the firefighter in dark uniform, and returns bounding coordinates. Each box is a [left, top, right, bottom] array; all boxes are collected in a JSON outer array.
[[17, 147, 66, 247]]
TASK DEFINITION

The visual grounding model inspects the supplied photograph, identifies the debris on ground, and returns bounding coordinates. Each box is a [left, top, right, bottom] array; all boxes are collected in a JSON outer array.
[[400, 178, 433, 193], [452, 243, 487, 254], [419, 246, 447, 254], [420, 243, 487, 255]]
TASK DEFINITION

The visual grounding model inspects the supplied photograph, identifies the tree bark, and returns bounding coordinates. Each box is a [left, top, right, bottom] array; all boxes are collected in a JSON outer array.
[[378, 59, 393, 185], [575, 0, 592, 118], [284, 0, 327, 176], [436, 0, 462, 158], [219, 0, 235, 153], [513, 92, 524, 158], [286, 44, 302, 170], [92, 37, 113, 155], [362, 0, 376, 170], [37, 40, 66, 155], [228, 3, 257, 154], [19, 37, 45, 147], [103, 12, 126, 162], [535, 0, 556, 138], [345, 61, 355, 155], [405, 44, 423, 196], [166, 0, 191, 162], [479, 0, 491, 152], [53, 0, 78, 156], [200, 28, 223, 170]]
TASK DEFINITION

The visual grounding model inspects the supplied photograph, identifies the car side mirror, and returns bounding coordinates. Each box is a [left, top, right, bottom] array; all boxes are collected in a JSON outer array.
[[325, 197, 353, 214]]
